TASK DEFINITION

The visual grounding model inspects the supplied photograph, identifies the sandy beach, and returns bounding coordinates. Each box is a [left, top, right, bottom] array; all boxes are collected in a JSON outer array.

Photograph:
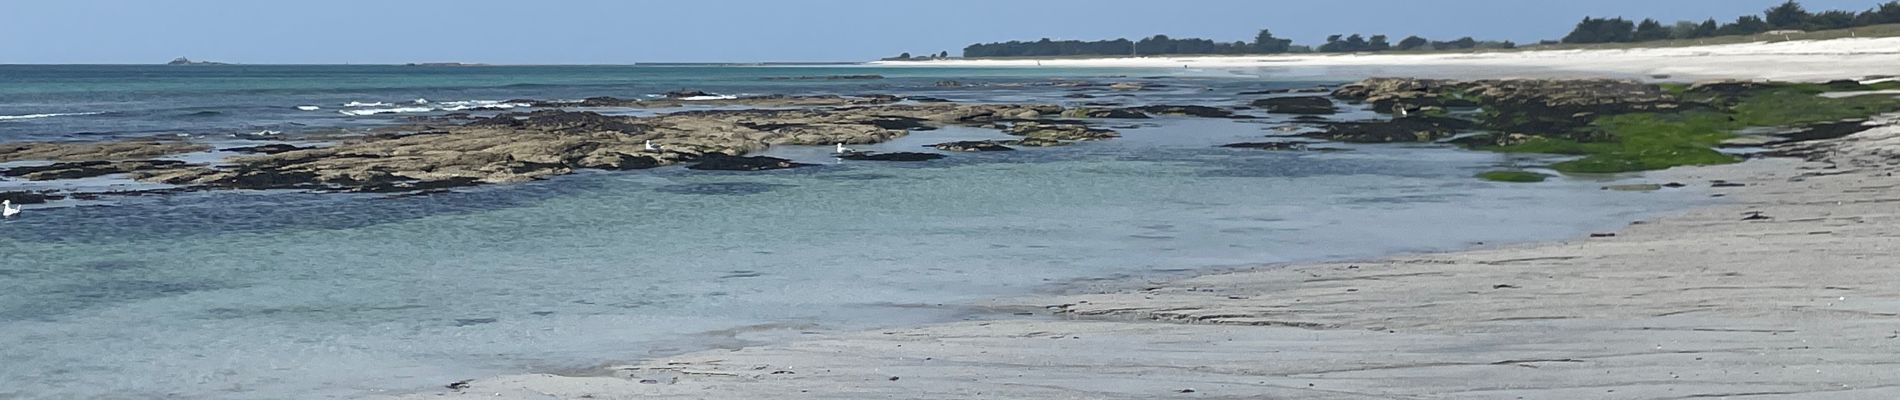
[[397, 116, 1900, 400], [394, 39, 1900, 399], [874, 37, 1900, 82]]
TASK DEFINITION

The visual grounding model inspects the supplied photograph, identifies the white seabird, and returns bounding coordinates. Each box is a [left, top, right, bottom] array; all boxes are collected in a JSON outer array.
[[3, 200, 20, 218], [644, 140, 660, 152], [835, 143, 857, 154]]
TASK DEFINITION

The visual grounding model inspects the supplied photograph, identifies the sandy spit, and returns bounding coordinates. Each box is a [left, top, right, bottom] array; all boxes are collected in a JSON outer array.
[[873, 37, 1900, 82]]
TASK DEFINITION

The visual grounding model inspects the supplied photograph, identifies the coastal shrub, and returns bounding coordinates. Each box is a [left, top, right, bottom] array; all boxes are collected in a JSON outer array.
[[1476, 170, 1550, 183]]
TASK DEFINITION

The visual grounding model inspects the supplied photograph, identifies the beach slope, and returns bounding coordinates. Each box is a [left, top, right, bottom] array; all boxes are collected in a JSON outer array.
[[396, 114, 1900, 398]]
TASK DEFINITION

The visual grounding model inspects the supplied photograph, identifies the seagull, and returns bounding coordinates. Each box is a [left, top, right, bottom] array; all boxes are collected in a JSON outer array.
[[3, 200, 20, 219], [644, 140, 660, 152], [835, 143, 858, 154]]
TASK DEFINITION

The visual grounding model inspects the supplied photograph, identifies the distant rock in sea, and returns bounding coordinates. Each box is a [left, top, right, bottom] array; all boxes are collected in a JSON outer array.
[[166, 57, 229, 66], [404, 62, 487, 67]]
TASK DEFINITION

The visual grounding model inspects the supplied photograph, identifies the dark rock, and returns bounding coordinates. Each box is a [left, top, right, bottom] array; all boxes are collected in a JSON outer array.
[[1063, 108, 1150, 119], [837, 152, 946, 162], [202, 169, 325, 190], [1006, 121, 1119, 141], [1129, 105, 1236, 118], [1216, 142, 1337, 151], [1, 160, 190, 181], [935, 80, 964, 87], [663, 90, 713, 99], [1239, 86, 1334, 95], [1767, 120, 1871, 145], [866, 117, 932, 130], [220, 144, 311, 154], [446, 380, 472, 390], [1, 191, 61, 204], [762, 75, 885, 81], [686, 155, 811, 171], [933, 141, 1016, 152], [471, 110, 651, 134], [1010, 137, 1070, 147], [908, 96, 952, 103], [1250, 96, 1338, 114], [348, 177, 484, 194], [1064, 93, 1096, 99], [1824, 79, 1868, 90], [1307, 116, 1478, 143]]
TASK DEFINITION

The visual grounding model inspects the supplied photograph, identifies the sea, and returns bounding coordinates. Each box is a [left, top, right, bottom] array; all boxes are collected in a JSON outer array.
[[0, 65, 1704, 399]]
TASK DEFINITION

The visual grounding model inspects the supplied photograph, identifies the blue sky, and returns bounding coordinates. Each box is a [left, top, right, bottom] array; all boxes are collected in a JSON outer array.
[[0, 0, 1887, 64]]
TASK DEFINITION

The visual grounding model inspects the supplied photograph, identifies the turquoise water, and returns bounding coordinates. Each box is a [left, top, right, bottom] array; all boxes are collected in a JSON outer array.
[[0, 66, 1702, 399]]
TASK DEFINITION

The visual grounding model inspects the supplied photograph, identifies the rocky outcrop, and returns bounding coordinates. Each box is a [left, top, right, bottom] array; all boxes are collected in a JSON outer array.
[[1218, 141, 1347, 151], [1061, 108, 1150, 119], [933, 141, 1016, 152], [537, 94, 903, 109], [0, 191, 62, 204], [2, 160, 192, 181], [1251, 96, 1338, 115], [66, 103, 1071, 193], [221, 144, 313, 154], [1306, 116, 1478, 143], [1009, 137, 1070, 147], [836, 152, 946, 161], [1333, 78, 1678, 116], [1128, 105, 1237, 118], [1, 141, 209, 162], [1006, 121, 1119, 141], [686, 155, 810, 171]]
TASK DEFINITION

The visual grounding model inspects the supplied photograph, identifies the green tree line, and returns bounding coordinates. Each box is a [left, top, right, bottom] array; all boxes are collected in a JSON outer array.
[[945, 1, 1900, 58], [1563, 0, 1900, 44]]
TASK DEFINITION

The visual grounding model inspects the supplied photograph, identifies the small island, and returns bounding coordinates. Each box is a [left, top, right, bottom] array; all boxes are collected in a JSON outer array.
[[165, 57, 230, 66]]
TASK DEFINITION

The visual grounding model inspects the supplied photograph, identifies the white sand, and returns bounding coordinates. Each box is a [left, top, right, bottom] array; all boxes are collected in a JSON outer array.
[[388, 42, 1900, 399], [873, 37, 1900, 82], [395, 118, 1900, 399]]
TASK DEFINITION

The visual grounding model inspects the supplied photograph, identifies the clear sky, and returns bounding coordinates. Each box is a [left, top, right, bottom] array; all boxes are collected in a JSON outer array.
[[0, 0, 1888, 64]]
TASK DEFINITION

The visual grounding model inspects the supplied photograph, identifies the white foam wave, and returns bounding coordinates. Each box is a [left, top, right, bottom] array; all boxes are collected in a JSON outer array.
[[437, 100, 532, 112], [335, 100, 533, 116], [412, 98, 431, 105], [343, 101, 391, 107], [678, 95, 739, 101], [0, 112, 105, 121], [338, 107, 434, 116], [296, 105, 322, 111]]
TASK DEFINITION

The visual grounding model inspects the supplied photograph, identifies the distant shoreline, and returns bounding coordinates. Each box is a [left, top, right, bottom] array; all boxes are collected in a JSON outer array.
[[872, 36, 1900, 82]]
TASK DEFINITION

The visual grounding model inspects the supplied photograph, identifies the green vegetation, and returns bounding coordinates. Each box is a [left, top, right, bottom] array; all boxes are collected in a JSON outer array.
[[1729, 84, 1900, 127], [948, 1, 1900, 59], [1542, 112, 1742, 173], [1476, 170, 1550, 183], [1561, 1, 1900, 45], [1478, 83, 1900, 174]]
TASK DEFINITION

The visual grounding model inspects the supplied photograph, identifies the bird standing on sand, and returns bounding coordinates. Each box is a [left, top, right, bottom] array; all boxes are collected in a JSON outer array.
[[835, 143, 857, 154], [3, 200, 20, 218], [644, 140, 660, 152]]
